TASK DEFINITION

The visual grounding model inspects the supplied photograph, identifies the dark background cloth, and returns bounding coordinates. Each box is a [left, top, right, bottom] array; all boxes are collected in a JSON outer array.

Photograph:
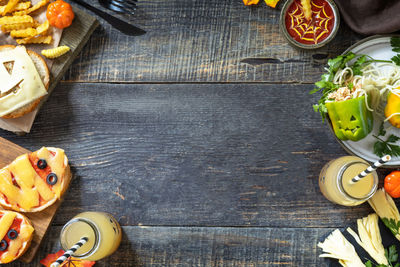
[[334, 0, 400, 35]]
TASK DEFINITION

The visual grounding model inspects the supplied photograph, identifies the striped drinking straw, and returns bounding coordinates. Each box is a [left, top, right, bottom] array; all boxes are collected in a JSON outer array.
[[50, 237, 88, 267], [351, 155, 391, 183]]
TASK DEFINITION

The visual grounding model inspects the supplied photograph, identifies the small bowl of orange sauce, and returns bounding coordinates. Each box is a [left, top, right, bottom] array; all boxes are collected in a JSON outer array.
[[280, 0, 340, 49]]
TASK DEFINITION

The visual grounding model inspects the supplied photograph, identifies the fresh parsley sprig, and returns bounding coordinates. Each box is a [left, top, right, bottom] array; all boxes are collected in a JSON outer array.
[[391, 37, 400, 66], [366, 245, 400, 267], [373, 123, 400, 157], [382, 218, 400, 239]]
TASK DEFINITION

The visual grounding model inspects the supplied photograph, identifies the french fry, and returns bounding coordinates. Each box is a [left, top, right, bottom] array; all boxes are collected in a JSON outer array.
[[10, 27, 36, 38], [1, 0, 19, 16], [0, 15, 33, 25], [301, 0, 312, 20], [35, 19, 48, 35], [14, 1, 31, 11], [1, 21, 38, 33], [13, 0, 49, 16], [42, 45, 70, 59], [0, 1, 30, 14], [16, 35, 52, 44]]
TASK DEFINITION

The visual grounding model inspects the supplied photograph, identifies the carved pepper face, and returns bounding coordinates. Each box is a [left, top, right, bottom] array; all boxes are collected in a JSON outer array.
[[326, 96, 373, 141]]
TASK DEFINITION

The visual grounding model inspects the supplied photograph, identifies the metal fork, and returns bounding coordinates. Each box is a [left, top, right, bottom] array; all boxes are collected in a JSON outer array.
[[70, 0, 145, 36], [99, 0, 137, 14]]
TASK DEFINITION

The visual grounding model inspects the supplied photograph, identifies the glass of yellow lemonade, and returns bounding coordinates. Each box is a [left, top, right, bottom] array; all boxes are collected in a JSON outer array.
[[60, 211, 122, 261], [319, 156, 378, 206]]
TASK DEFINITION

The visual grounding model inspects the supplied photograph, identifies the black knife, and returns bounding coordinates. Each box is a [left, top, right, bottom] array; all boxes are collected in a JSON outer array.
[[70, 0, 146, 36]]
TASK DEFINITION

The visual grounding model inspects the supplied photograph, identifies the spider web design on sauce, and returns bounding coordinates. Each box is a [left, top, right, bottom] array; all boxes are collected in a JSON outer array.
[[288, 1, 333, 44]]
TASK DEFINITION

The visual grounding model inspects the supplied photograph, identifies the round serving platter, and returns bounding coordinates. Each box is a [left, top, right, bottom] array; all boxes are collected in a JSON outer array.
[[327, 35, 400, 167]]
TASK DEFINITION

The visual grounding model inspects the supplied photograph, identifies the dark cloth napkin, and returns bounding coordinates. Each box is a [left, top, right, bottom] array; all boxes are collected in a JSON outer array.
[[334, 0, 400, 35]]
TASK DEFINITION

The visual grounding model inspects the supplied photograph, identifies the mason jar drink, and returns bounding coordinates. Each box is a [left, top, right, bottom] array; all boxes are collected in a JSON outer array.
[[60, 212, 122, 261], [319, 156, 378, 206]]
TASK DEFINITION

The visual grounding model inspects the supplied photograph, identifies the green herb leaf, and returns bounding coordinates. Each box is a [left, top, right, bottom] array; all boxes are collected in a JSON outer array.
[[391, 37, 400, 53], [352, 55, 367, 76], [382, 218, 400, 237], [373, 133, 400, 158], [389, 245, 398, 263], [387, 135, 400, 143], [374, 140, 389, 157], [392, 55, 400, 66]]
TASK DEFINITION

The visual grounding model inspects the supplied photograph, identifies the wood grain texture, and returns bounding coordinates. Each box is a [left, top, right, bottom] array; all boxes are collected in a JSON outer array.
[[34, 7, 98, 115], [0, 138, 68, 263], [0, 83, 387, 228], [62, 0, 364, 83], [12, 226, 335, 266]]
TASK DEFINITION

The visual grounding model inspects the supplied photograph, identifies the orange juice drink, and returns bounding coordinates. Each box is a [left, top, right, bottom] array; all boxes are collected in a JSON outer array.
[[60, 212, 122, 261], [319, 156, 378, 206]]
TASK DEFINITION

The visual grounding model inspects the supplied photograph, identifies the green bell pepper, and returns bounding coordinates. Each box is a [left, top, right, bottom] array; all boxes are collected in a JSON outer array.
[[326, 95, 373, 141]]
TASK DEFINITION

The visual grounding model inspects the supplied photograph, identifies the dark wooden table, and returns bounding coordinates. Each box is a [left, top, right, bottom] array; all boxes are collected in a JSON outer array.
[[5, 0, 386, 266]]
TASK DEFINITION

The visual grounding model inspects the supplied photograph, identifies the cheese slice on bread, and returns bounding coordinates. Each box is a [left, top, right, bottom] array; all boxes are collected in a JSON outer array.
[[0, 210, 34, 264], [0, 147, 71, 212], [0, 45, 49, 118]]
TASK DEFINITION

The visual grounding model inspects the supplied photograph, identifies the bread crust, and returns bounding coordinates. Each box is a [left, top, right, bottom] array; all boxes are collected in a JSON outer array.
[[0, 210, 34, 264], [0, 147, 71, 213], [0, 45, 50, 119]]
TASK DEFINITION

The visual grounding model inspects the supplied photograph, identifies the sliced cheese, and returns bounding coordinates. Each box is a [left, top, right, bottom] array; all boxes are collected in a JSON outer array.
[[8, 154, 39, 210], [0, 169, 21, 207], [318, 229, 364, 267], [368, 188, 400, 241], [347, 214, 387, 265], [0, 46, 47, 116], [34, 175, 54, 201], [0, 212, 16, 241], [36, 147, 66, 198]]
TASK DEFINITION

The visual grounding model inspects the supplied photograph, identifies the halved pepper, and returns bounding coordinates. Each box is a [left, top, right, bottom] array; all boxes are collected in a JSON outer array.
[[385, 92, 400, 128], [326, 95, 373, 141]]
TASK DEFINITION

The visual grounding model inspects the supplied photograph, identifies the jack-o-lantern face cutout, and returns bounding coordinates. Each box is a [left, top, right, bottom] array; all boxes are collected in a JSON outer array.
[[0, 46, 47, 117], [326, 96, 373, 141]]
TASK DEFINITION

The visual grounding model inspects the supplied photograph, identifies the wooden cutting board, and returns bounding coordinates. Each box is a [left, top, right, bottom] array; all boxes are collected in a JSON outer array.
[[0, 137, 70, 263]]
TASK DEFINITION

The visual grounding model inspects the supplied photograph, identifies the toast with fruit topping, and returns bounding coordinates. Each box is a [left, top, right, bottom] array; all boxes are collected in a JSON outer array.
[[0, 147, 71, 212], [0, 210, 34, 264]]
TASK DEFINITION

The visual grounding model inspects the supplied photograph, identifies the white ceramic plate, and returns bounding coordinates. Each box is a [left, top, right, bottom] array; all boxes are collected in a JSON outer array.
[[331, 36, 400, 167]]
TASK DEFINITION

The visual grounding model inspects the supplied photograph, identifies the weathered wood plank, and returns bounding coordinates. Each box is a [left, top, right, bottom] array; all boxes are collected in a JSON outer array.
[[12, 226, 334, 266], [0, 83, 384, 227], [64, 0, 363, 83]]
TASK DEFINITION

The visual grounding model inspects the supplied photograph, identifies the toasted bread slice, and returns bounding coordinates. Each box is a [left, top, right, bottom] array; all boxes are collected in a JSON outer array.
[[0, 45, 49, 119], [0, 147, 71, 213], [0, 210, 34, 264]]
